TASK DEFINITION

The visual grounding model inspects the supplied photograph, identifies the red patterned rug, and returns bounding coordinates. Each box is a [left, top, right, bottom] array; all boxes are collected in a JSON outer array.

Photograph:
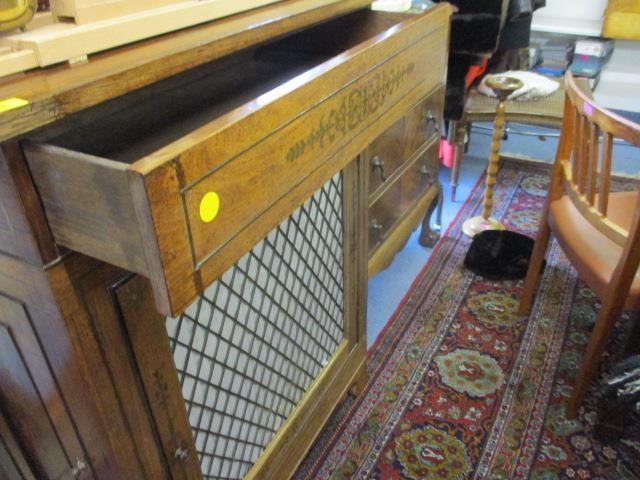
[[294, 158, 640, 480]]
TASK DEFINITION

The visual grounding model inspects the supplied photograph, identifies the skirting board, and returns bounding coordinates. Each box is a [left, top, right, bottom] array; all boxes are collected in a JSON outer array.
[[0, 0, 286, 75]]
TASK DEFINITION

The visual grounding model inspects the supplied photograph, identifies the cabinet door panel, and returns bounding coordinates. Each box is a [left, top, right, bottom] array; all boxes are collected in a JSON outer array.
[[0, 149, 42, 265], [0, 294, 82, 480], [0, 411, 36, 480]]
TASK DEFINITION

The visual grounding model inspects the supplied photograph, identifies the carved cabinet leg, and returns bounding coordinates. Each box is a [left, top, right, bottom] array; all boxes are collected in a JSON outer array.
[[419, 180, 443, 247], [349, 362, 369, 397]]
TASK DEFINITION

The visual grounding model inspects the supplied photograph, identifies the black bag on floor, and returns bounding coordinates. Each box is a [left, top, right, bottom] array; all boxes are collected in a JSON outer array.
[[464, 230, 537, 280]]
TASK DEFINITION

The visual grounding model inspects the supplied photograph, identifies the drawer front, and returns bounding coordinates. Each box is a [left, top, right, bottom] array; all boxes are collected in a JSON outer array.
[[368, 138, 438, 253], [367, 87, 443, 196], [144, 7, 450, 314]]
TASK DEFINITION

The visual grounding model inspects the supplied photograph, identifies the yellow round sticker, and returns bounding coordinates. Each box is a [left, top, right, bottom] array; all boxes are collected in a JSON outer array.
[[199, 192, 220, 223]]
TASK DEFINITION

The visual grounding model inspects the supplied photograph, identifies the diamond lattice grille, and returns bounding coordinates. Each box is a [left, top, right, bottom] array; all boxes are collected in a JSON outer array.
[[165, 174, 345, 479]]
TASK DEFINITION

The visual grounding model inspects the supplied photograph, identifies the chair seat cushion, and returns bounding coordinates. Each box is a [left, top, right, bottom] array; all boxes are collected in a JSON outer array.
[[549, 191, 640, 309]]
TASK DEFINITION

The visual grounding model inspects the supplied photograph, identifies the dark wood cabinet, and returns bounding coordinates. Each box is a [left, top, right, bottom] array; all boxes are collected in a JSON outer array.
[[0, 298, 72, 480], [0, 269, 88, 479], [0, 411, 37, 480]]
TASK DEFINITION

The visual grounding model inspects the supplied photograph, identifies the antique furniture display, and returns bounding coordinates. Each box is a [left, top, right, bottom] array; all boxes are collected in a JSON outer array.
[[0, 1, 450, 479], [518, 71, 640, 419], [451, 80, 566, 200]]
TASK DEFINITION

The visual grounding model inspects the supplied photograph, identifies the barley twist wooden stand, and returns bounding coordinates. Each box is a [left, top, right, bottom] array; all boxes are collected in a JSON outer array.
[[462, 75, 523, 237]]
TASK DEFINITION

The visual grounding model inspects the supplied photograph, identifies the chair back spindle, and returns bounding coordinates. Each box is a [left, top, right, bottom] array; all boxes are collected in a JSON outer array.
[[598, 132, 613, 217], [586, 122, 599, 204]]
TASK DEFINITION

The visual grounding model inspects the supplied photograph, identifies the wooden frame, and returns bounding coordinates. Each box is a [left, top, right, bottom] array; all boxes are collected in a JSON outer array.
[[5, 0, 286, 66]]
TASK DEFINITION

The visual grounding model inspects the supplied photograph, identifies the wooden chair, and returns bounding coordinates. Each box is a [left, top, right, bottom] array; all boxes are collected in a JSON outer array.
[[518, 71, 640, 419]]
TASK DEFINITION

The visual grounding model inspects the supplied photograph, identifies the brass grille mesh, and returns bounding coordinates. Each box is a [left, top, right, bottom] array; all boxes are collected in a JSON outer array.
[[165, 174, 345, 479]]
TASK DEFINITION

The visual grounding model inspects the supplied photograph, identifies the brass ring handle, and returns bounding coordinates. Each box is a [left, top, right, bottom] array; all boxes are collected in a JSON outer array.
[[370, 155, 387, 182], [370, 219, 384, 240]]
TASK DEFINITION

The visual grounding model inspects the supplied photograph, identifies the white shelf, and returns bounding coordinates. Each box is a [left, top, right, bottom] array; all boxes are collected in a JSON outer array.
[[531, 0, 606, 36], [593, 40, 640, 113], [594, 80, 640, 113], [531, 15, 602, 37]]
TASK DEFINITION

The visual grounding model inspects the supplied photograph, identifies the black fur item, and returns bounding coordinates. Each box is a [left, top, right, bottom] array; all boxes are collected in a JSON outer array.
[[464, 230, 539, 280]]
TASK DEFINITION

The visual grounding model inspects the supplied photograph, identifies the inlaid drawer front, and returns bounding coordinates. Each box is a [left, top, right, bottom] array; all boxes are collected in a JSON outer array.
[[367, 87, 444, 195], [183, 42, 438, 269], [368, 138, 438, 253], [23, 6, 451, 316]]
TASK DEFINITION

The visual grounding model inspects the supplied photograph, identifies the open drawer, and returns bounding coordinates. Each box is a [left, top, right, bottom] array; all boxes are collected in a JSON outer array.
[[23, 5, 450, 316]]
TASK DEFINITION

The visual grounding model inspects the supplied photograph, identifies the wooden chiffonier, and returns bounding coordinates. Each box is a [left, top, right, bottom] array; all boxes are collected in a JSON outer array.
[[0, 2, 450, 479]]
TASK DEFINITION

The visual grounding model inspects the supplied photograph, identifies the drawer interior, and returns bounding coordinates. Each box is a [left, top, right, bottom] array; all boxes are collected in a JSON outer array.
[[30, 9, 409, 164]]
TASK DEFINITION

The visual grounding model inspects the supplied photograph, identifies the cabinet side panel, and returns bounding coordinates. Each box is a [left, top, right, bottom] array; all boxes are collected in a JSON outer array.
[[0, 145, 48, 265], [0, 408, 36, 480], [0, 253, 129, 480], [23, 143, 148, 275]]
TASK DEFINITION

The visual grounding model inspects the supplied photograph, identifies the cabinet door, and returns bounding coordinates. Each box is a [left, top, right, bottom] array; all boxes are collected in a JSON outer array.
[[0, 294, 87, 480], [0, 147, 43, 265], [0, 411, 36, 480]]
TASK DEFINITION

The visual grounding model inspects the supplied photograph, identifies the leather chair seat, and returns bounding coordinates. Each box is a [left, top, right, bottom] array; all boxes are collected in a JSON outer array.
[[549, 191, 640, 310]]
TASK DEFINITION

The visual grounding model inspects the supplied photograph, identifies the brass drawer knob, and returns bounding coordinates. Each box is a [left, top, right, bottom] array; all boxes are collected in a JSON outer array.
[[423, 109, 438, 131], [370, 219, 383, 232], [420, 164, 432, 177], [370, 155, 387, 182], [174, 447, 192, 462], [71, 459, 87, 478]]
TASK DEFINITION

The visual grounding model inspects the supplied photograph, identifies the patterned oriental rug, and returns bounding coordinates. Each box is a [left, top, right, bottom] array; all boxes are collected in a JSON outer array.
[[293, 158, 640, 480]]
